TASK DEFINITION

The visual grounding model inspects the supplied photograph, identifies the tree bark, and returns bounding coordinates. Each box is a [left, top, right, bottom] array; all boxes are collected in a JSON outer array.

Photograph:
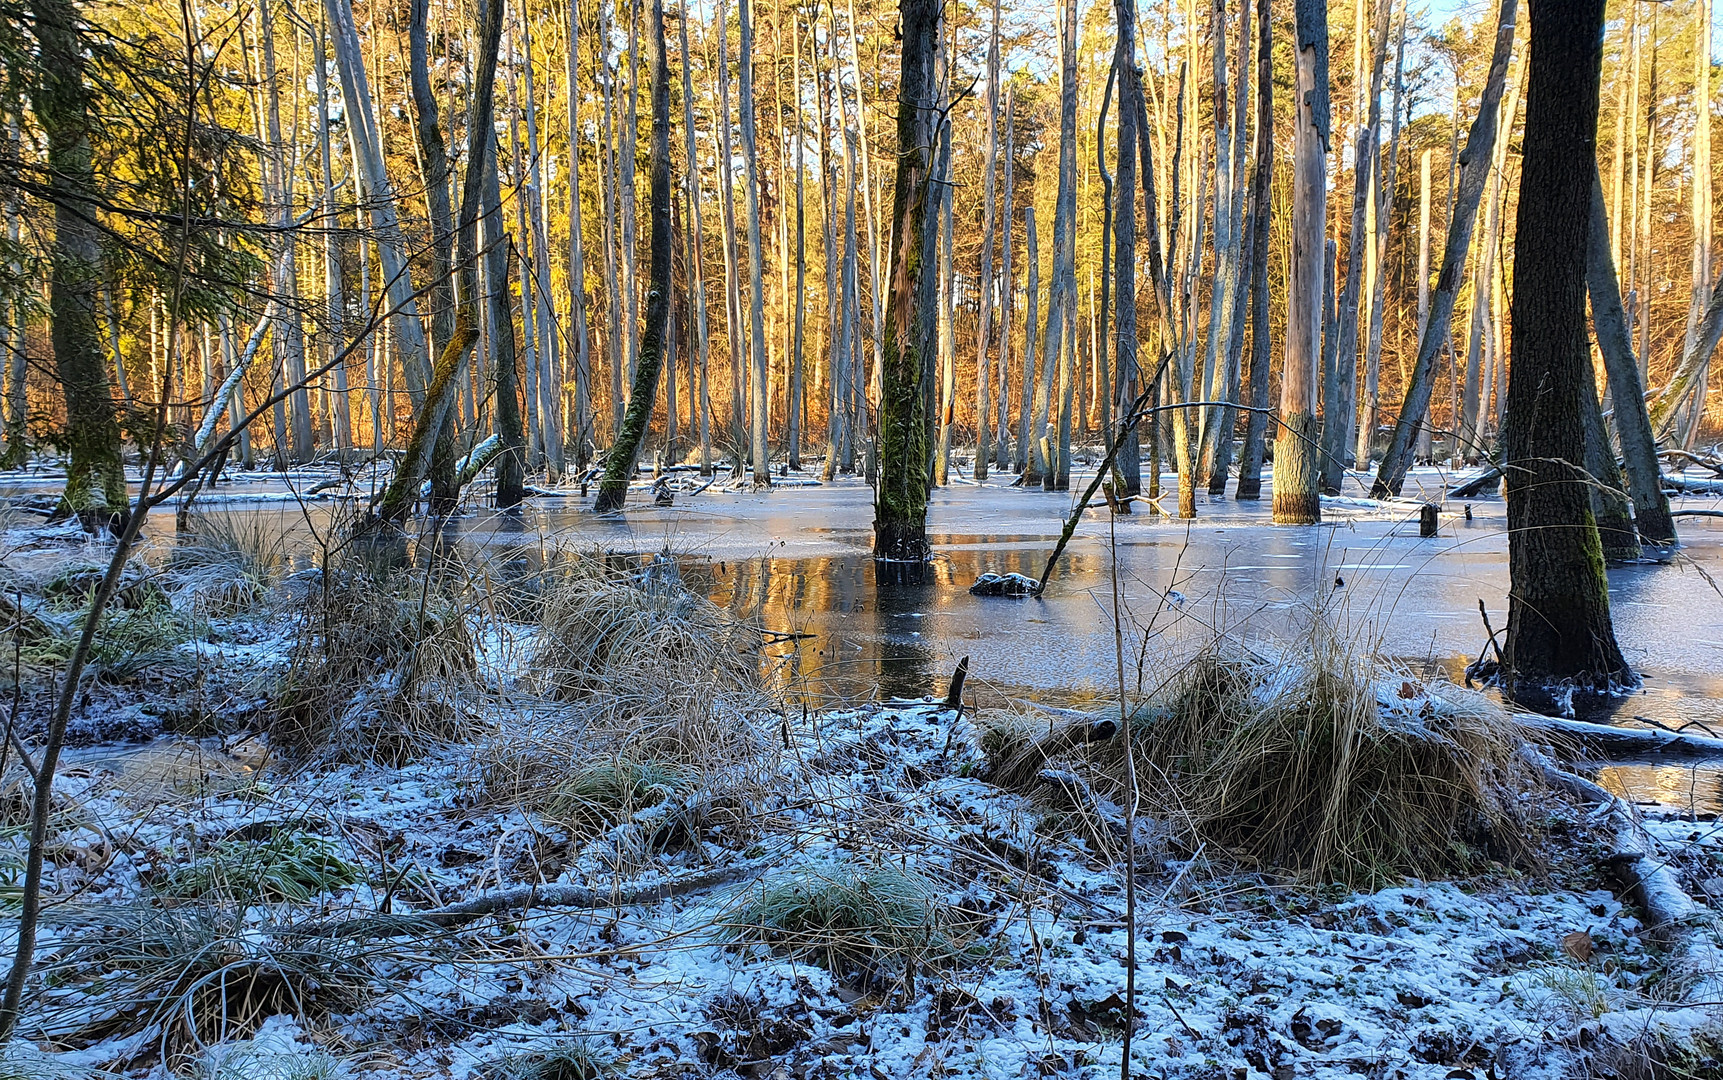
[[1234, 0, 1273, 501], [1370, 0, 1516, 498], [594, 0, 672, 512], [1357, 6, 1405, 471], [408, 0, 460, 509], [32, 0, 127, 527], [974, 0, 1001, 482], [1046, 0, 1080, 493], [569, 0, 596, 473], [1273, 0, 1329, 525], [739, 0, 771, 487], [872, 0, 941, 575], [1586, 166, 1676, 546], [1502, 0, 1631, 703]]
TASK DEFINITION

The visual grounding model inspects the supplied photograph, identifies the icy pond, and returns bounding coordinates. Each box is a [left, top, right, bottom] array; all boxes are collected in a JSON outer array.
[[16, 462, 1723, 813]]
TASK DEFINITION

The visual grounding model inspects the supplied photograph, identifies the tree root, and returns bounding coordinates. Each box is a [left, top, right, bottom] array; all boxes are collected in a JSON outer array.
[[419, 862, 762, 927]]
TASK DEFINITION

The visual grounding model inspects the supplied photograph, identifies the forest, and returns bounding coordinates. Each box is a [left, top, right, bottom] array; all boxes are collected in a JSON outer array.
[[2, 0, 1723, 1074]]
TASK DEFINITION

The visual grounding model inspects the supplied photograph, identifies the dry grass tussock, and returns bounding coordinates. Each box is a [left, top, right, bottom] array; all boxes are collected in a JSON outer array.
[[1113, 621, 1539, 885], [480, 552, 775, 843], [162, 511, 292, 616], [271, 544, 481, 765]]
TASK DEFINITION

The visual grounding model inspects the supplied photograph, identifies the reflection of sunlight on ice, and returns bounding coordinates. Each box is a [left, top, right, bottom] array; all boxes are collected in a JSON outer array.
[[1596, 763, 1723, 816]]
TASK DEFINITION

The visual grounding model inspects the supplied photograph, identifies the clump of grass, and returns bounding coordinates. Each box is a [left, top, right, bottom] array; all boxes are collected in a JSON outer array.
[[193, 1042, 350, 1080], [159, 829, 361, 904], [164, 511, 290, 616], [528, 759, 690, 836], [0, 1041, 91, 1079], [726, 861, 985, 981], [271, 546, 480, 765], [529, 552, 766, 760], [41, 907, 402, 1065], [1125, 621, 1536, 885], [477, 1039, 617, 1080]]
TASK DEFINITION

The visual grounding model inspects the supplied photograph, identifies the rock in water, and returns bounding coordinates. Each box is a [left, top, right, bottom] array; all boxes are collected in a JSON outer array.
[[969, 572, 1040, 597], [652, 476, 675, 507]]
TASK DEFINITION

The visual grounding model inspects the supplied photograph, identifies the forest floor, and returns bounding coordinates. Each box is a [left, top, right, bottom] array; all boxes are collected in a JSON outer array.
[[0, 480, 1721, 1079]]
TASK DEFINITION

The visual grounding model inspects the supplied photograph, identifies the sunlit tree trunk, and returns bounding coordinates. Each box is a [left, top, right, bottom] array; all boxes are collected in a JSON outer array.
[[1016, 206, 1039, 476], [738, 0, 771, 486], [595, 0, 672, 510], [997, 88, 1015, 472], [788, 13, 805, 471], [1357, 6, 1405, 471], [1273, 0, 1329, 525], [872, 0, 941, 576], [715, 0, 747, 476], [568, 0, 595, 473], [31, 0, 126, 525], [1371, 0, 1515, 498], [1234, 0, 1273, 501], [973, 0, 1001, 483]]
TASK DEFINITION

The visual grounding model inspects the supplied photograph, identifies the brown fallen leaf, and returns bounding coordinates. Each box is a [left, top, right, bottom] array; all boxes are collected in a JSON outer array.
[[1562, 930, 1593, 962]]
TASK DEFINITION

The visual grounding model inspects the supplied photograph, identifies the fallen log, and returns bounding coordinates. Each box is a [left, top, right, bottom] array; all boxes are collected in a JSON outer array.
[[1662, 473, 1723, 496], [1514, 713, 1723, 758], [1447, 464, 1503, 498]]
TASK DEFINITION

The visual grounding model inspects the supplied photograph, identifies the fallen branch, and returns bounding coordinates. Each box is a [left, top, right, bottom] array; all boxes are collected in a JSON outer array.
[[1447, 464, 1503, 498], [419, 862, 760, 927], [1515, 713, 1723, 758], [1662, 473, 1723, 496]]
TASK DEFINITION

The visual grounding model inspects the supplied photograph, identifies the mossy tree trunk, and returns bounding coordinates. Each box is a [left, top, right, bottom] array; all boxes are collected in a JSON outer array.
[[871, 0, 942, 577], [594, 0, 672, 513], [32, 0, 127, 529], [1503, 0, 1631, 704], [371, 0, 502, 525]]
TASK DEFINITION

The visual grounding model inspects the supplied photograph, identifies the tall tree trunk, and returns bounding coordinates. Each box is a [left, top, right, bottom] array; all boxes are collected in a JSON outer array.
[[934, 53, 955, 487], [1234, 0, 1273, 500], [569, 0, 595, 472], [996, 88, 1015, 470], [847, 0, 885, 421], [1318, 0, 1391, 494], [598, 0, 625, 436], [1370, 0, 1516, 498], [520, 8, 565, 478], [372, 0, 502, 523], [873, 0, 941, 576], [973, 0, 1001, 483], [1111, 0, 1139, 499], [621, 0, 641, 385], [1357, 5, 1405, 470], [325, 0, 431, 415], [677, 5, 712, 475], [1587, 166, 1676, 546], [1502, 0, 1630, 703], [1273, 0, 1329, 525], [312, 26, 350, 458], [32, 0, 126, 526], [716, 0, 747, 475], [1016, 206, 1039, 475], [408, 0, 461, 509], [789, 12, 805, 471], [1679, 0, 1714, 450], [594, 0, 671, 511], [1039, 0, 1079, 493], [739, 0, 771, 486]]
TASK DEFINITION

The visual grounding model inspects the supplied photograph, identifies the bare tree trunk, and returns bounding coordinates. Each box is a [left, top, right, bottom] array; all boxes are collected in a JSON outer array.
[[261, 0, 313, 463], [738, 0, 771, 486], [1589, 167, 1676, 546], [872, 0, 942, 574], [520, 9, 564, 478], [1371, 0, 1516, 498], [312, 26, 350, 458], [1679, 0, 1714, 450], [847, 0, 884, 420], [1357, 6, 1405, 470], [1274, 0, 1330, 525], [325, 0, 431, 416], [996, 88, 1015, 470], [1502, 0, 1629, 701], [1016, 206, 1039, 476], [1234, 0, 1273, 500], [1039, 0, 1079, 492], [973, 0, 1001, 482], [408, 0, 460, 506], [598, 0, 625, 437], [595, 0, 672, 510], [569, 0, 595, 472], [621, 0, 641, 385], [934, 59, 955, 487], [789, 12, 805, 471], [1318, 0, 1391, 494], [715, 0, 746, 476]]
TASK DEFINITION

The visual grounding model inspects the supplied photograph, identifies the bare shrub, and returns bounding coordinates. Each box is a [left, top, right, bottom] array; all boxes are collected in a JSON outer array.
[[271, 544, 480, 765]]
